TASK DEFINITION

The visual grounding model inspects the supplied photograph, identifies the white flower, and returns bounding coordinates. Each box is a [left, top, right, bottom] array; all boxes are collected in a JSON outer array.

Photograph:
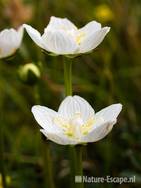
[[23, 16, 110, 56], [0, 26, 24, 59], [32, 95, 122, 145]]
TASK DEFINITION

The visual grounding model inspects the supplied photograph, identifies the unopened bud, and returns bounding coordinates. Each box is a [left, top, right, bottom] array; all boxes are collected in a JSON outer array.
[[18, 63, 41, 85]]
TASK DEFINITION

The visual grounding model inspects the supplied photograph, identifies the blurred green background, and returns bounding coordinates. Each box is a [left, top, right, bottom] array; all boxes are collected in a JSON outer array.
[[0, 0, 141, 187]]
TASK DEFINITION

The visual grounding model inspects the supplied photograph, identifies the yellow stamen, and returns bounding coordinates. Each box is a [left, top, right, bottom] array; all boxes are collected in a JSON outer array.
[[76, 32, 86, 44], [53, 115, 94, 139], [81, 117, 94, 135], [53, 117, 69, 129], [65, 126, 75, 137]]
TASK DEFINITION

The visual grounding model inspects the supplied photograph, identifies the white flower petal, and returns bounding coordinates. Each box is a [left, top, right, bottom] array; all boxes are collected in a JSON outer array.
[[42, 30, 78, 54], [0, 27, 23, 59], [95, 104, 122, 122], [31, 105, 60, 132], [79, 27, 110, 53], [40, 129, 78, 145], [44, 16, 77, 32], [17, 26, 24, 46], [23, 24, 44, 49], [81, 120, 116, 143], [58, 95, 95, 122], [82, 103, 122, 143], [78, 21, 101, 33], [0, 29, 17, 58]]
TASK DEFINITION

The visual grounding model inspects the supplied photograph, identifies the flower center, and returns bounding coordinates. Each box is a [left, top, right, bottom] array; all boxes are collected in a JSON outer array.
[[76, 32, 86, 44], [53, 113, 94, 139]]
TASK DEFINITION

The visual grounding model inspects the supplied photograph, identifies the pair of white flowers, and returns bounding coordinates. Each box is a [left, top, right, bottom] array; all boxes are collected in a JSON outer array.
[[0, 16, 122, 145], [0, 16, 110, 58]]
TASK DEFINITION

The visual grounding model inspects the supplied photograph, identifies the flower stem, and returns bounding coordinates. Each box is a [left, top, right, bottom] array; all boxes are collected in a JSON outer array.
[[41, 136, 55, 188], [64, 60, 72, 96], [75, 145, 84, 188], [34, 64, 55, 188], [68, 146, 77, 188], [63, 60, 84, 188], [0, 119, 7, 188], [0, 64, 7, 188]]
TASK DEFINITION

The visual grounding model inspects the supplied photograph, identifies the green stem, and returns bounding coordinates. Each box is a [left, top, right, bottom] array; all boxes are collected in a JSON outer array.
[[34, 64, 55, 188], [0, 118, 7, 188], [63, 60, 84, 188], [41, 136, 55, 188], [75, 145, 84, 188], [0, 63, 7, 188], [69, 146, 76, 188], [64, 61, 72, 96]]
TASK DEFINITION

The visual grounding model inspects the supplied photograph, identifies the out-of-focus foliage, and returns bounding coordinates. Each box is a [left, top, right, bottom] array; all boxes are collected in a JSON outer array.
[[0, 0, 141, 187]]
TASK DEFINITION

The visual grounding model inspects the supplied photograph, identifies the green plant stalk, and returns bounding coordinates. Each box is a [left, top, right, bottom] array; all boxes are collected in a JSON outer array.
[[0, 62, 7, 188], [0, 120, 6, 188], [68, 145, 77, 188], [41, 136, 55, 188], [63, 60, 84, 188], [34, 66, 55, 188], [75, 145, 84, 188], [64, 61, 72, 96]]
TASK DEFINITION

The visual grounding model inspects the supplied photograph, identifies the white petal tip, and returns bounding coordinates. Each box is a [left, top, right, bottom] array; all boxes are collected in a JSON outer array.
[[23, 24, 32, 31], [23, 24, 29, 28], [22, 24, 28, 29], [23, 24, 35, 34], [23, 24, 37, 34], [110, 103, 123, 118], [31, 105, 40, 113], [115, 103, 123, 111], [104, 27, 111, 33]]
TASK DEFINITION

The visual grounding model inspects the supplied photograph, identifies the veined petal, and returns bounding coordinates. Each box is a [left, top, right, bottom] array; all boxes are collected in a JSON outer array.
[[44, 16, 77, 32], [82, 103, 122, 143], [79, 27, 110, 53], [81, 120, 116, 143], [0, 28, 22, 58], [40, 129, 78, 145], [31, 105, 60, 132], [78, 21, 101, 33], [23, 24, 44, 49], [95, 103, 122, 122], [58, 95, 95, 122], [75, 21, 101, 45], [42, 30, 78, 55]]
